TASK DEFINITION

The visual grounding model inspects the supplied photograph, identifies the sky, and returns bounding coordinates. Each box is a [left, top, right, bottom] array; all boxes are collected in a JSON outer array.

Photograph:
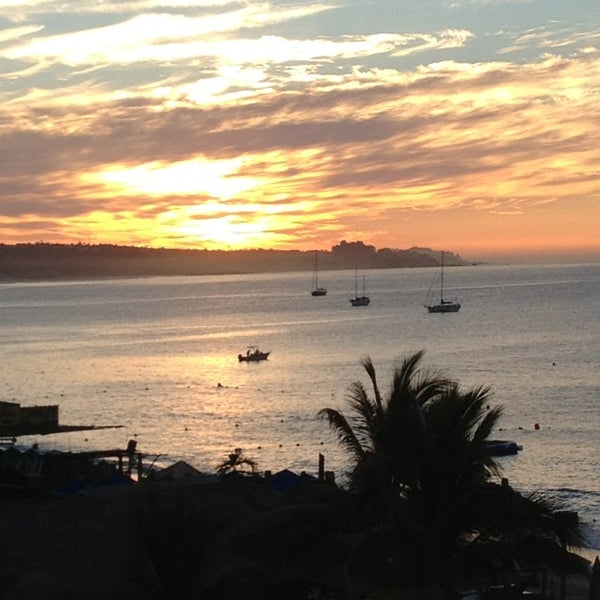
[[1, 0, 599, 262]]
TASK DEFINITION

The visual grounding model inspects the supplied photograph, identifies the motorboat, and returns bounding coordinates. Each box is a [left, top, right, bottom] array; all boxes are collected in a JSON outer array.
[[238, 346, 270, 362]]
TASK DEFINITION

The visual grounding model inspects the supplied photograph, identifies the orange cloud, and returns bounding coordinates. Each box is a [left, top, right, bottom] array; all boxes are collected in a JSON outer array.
[[0, 1, 598, 261]]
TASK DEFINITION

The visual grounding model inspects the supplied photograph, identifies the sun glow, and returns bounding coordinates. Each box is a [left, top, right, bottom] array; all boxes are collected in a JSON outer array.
[[72, 159, 290, 248], [157, 201, 300, 249], [80, 158, 263, 199], [175, 215, 270, 248]]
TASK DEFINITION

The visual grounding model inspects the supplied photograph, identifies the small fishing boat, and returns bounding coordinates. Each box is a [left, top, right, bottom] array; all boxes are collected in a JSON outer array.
[[238, 346, 270, 362], [424, 251, 460, 313], [350, 268, 370, 306]]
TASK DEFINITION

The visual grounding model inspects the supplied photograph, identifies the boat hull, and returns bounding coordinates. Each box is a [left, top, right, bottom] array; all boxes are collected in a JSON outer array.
[[484, 440, 522, 456], [350, 296, 370, 306], [311, 288, 327, 296], [238, 352, 270, 362], [426, 302, 460, 313]]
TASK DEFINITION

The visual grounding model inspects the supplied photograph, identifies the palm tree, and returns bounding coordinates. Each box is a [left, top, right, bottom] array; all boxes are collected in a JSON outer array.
[[216, 447, 258, 476], [319, 351, 455, 508], [319, 351, 587, 598]]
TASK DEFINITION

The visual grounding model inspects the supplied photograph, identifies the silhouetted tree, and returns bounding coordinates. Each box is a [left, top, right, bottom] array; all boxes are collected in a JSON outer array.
[[216, 447, 258, 476], [320, 351, 587, 598]]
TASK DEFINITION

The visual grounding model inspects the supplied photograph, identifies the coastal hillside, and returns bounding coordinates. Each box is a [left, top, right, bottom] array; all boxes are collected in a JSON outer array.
[[0, 241, 468, 281]]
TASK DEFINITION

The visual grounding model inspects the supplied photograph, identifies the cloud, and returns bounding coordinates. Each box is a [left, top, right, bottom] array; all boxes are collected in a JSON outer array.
[[2, 53, 598, 195], [3, 24, 471, 85], [79, 158, 266, 199], [0, 23, 44, 42], [499, 25, 600, 54], [0, 0, 598, 255], [0, 0, 310, 20]]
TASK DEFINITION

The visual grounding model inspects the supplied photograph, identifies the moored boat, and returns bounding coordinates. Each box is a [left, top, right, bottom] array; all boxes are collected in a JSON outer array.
[[311, 251, 327, 296], [350, 269, 370, 306], [483, 440, 522, 456], [424, 251, 460, 313]]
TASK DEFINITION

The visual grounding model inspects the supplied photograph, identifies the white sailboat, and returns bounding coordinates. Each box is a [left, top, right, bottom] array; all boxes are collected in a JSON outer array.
[[311, 251, 327, 296], [424, 252, 460, 313], [350, 268, 370, 306]]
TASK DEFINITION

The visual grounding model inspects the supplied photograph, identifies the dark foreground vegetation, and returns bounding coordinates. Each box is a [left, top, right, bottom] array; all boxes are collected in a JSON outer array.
[[0, 352, 595, 600], [0, 473, 593, 600], [0, 241, 467, 281]]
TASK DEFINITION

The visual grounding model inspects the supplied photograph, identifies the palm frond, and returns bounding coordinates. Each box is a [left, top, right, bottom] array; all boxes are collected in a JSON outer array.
[[318, 407, 367, 460], [361, 356, 383, 412], [456, 388, 494, 438], [345, 381, 381, 451], [414, 377, 453, 408], [387, 351, 433, 435], [391, 350, 426, 401], [522, 491, 587, 550]]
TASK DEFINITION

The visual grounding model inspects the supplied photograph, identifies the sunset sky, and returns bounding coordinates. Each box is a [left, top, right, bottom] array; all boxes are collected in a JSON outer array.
[[1, 0, 598, 262]]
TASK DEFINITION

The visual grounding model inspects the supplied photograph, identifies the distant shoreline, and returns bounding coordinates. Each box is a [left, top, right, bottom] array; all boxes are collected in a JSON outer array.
[[0, 241, 468, 282]]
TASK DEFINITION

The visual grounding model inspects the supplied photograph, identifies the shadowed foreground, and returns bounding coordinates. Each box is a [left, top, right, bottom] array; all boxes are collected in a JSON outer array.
[[0, 475, 357, 600], [0, 474, 594, 600]]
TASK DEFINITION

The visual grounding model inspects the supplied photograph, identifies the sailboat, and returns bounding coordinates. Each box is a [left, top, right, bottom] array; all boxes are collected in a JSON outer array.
[[350, 268, 370, 306], [424, 251, 460, 313], [311, 251, 327, 296]]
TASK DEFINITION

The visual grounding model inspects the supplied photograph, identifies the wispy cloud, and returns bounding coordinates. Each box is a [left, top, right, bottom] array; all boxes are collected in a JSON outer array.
[[0, 0, 598, 257], [499, 25, 600, 54], [3, 5, 330, 64]]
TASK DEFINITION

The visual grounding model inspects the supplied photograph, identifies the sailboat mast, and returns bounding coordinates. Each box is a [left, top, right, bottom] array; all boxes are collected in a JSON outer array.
[[424, 250, 459, 312], [440, 251, 445, 303], [311, 251, 327, 295]]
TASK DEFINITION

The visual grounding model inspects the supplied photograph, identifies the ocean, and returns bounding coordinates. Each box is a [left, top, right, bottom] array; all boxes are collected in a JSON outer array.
[[1, 262, 599, 552]]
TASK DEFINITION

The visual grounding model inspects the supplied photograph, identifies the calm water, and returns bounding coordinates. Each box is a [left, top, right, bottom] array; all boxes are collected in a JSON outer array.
[[1, 263, 599, 549]]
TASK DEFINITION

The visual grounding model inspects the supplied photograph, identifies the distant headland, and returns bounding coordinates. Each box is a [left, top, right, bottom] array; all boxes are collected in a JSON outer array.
[[0, 241, 469, 281]]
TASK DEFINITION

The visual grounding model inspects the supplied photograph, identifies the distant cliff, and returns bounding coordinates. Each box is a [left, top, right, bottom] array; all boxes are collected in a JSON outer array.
[[0, 241, 468, 281]]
